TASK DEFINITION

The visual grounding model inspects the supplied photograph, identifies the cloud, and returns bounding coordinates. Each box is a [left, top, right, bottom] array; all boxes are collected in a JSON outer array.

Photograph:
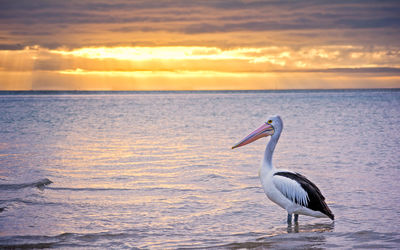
[[0, 0, 399, 50], [0, 43, 24, 50], [270, 67, 400, 75], [0, 0, 399, 90]]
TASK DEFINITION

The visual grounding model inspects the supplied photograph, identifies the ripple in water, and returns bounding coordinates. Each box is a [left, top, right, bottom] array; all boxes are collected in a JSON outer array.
[[1, 90, 400, 248]]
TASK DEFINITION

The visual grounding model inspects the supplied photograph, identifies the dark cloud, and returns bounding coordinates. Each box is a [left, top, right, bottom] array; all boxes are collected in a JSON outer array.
[[0, 43, 24, 50], [337, 17, 400, 29], [1, 1, 397, 28], [181, 19, 327, 34], [326, 67, 400, 74], [0, 0, 399, 50], [10, 31, 53, 36], [272, 67, 400, 75]]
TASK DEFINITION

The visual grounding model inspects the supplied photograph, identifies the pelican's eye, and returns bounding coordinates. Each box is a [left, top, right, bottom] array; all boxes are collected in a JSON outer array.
[[267, 120, 273, 124]]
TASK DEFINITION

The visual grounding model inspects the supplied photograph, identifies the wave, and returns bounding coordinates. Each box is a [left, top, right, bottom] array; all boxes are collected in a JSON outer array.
[[0, 241, 55, 249], [220, 229, 400, 249], [0, 178, 52, 190], [1, 228, 399, 249], [46, 186, 196, 192], [46, 187, 132, 192], [0, 231, 143, 249], [205, 173, 227, 179], [0, 198, 62, 207]]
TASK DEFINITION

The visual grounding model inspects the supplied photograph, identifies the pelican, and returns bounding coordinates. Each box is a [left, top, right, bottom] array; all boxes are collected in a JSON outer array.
[[232, 115, 334, 223]]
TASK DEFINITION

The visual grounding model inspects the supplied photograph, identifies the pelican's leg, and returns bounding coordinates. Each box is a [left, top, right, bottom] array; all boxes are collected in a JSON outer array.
[[287, 214, 292, 224], [294, 214, 299, 223]]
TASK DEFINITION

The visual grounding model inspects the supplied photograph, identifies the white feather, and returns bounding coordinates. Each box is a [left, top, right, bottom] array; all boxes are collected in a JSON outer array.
[[272, 175, 309, 207]]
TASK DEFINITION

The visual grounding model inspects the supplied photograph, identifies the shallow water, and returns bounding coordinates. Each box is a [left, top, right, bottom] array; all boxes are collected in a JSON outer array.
[[0, 90, 400, 249]]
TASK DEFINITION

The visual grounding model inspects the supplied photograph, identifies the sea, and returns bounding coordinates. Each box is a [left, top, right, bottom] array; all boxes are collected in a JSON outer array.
[[0, 89, 399, 249]]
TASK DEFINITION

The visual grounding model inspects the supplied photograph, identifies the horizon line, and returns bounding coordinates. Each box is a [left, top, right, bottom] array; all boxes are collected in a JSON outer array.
[[1, 87, 399, 94]]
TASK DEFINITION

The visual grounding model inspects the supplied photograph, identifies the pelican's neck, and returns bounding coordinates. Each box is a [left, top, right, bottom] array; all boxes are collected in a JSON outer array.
[[262, 133, 279, 170]]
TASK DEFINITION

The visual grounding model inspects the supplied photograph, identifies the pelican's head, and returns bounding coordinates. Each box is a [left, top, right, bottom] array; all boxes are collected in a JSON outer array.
[[232, 115, 283, 149]]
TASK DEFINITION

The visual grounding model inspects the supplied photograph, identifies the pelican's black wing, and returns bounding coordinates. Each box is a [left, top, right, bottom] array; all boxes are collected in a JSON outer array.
[[274, 171, 334, 220]]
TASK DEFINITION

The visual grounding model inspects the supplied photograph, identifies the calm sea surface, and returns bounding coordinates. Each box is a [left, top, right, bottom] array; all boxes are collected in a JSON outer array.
[[0, 90, 399, 249]]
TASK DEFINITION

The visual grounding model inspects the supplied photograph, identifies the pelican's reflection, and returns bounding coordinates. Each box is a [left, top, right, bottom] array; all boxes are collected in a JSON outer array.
[[287, 222, 299, 233], [254, 221, 334, 249]]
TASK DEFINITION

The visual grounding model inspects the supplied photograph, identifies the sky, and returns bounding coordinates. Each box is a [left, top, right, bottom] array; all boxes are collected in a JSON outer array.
[[0, 0, 399, 90]]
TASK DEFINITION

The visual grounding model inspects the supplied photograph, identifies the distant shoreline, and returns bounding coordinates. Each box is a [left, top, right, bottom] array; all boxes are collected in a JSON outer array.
[[1, 88, 399, 95]]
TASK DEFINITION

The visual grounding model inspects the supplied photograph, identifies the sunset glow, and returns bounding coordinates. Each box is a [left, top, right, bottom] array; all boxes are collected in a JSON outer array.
[[53, 46, 270, 61], [0, 1, 399, 90]]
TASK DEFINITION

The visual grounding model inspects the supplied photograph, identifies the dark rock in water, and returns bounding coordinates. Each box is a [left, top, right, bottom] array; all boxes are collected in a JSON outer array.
[[0, 207, 6, 213], [34, 178, 53, 190]]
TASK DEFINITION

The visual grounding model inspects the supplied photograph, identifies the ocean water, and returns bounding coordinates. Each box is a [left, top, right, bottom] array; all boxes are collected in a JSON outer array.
[[0, 89, 399, 249]]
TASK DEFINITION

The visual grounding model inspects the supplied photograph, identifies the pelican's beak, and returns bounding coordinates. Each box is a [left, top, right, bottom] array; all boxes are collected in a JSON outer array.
[[232, 123, 274, 149]]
